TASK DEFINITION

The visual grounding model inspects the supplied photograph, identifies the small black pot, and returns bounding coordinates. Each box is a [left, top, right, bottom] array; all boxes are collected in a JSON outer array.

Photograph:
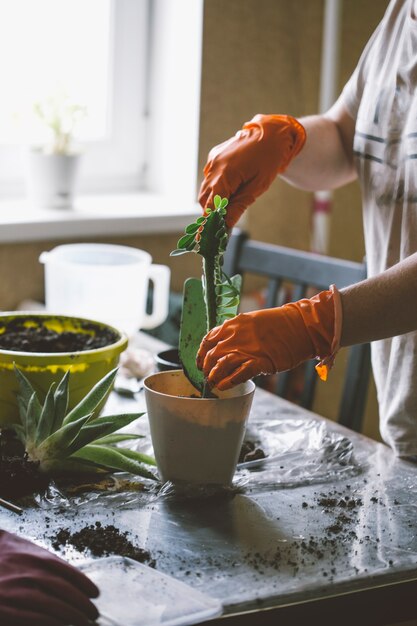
[[155, 348, 182, 372]]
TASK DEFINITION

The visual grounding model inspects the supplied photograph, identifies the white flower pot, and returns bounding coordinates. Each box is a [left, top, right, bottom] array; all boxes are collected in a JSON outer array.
[[25, 149, 82, 209], [144, 370, 256, 486]]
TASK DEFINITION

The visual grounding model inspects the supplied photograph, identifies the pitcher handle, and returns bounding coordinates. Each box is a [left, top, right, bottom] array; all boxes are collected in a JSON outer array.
[[141, 264, 171, 330]]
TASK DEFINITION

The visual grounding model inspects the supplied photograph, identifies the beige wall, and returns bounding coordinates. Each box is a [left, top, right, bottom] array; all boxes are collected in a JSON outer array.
[[1, 0, 388, 439]]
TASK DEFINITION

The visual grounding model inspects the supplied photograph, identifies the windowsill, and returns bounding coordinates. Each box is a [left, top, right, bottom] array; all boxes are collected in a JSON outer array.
[[0, 192, 201, 243]]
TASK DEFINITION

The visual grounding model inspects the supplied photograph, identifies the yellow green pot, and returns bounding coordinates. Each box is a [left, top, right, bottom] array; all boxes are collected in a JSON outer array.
[[0, 312, 128, 427]]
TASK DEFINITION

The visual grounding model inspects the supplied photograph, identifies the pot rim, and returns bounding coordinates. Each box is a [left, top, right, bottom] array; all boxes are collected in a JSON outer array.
[[0, 311, 128, 362], [144, 369, 256, 400]]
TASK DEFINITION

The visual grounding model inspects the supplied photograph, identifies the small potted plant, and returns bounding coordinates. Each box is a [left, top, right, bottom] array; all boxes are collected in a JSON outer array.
[[0, 366, 157, 501], [144, 196, 255, 487], [25, 91, 87, 209]]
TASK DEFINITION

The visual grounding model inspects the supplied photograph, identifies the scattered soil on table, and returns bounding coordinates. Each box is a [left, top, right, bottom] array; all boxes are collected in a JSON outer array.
[[0, 316, 119, 353], [51, 521, 156, 566], [168, 482, 394, 585]]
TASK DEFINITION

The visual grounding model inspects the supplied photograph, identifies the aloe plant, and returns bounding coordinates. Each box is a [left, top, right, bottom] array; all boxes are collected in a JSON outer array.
[[11, 365, 157, 479], [171, 195, 241, 396]]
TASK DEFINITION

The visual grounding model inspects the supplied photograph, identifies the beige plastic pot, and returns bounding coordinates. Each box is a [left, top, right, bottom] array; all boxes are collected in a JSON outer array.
[[144, 370, 255, 486]]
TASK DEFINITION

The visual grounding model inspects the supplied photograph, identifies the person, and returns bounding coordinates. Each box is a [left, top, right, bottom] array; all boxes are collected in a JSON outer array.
[[0, 529, 99, 625], [197, 0, 417, 459]]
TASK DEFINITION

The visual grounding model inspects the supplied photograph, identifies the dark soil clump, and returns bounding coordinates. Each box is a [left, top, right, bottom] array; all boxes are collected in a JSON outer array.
[[0, 454, 48, 499], [0, 429, 48, 499], [51, 522, 155, 566], [239, 440, 266, 463], [0, 317, 119, 353]]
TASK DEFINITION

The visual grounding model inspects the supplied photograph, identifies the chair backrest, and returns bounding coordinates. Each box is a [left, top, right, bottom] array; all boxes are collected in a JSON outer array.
[[223, 229, 371, 432]]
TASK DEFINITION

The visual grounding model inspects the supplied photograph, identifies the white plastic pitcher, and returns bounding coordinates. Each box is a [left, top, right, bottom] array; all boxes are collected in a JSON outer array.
[[39, 243, 171, 337]]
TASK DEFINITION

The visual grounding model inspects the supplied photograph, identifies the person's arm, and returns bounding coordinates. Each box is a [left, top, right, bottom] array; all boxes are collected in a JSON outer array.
[[340, 252, 417, 346], [0, 529, 99, 626], [282, 98, 358, 191], [196, 251, 417, 391], [198, 99, 358, 227]]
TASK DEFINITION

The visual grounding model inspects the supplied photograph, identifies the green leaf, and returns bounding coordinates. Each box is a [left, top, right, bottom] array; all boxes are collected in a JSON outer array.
[[14, 365, 42, 424], [51, 371, 70, 432], [65, 413, 144, 455], [25, 393, 39, 444], [179, 277, 206, 392], [177, 233, 196, 249], [219, 198, 229, 209], [221, 296, 240, 308], [185, 223, 200, 234], [196, 216, 206, 224], [217, 274, 241, 325], [170, 248, 191, 257], [93, 433, 144, 445], [36, 382, 57, 443], [38, 413, 93, 458], [113, 447, 157, 467], [63, 368, 118, 425], [12, 424, 26, 445], [214, 194, 221, 208], [72, 444, 158, 480]]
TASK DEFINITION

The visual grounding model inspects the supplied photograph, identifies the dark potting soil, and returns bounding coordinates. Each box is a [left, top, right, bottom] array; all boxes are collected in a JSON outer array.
[[0, 455, 49, 500], [0, 317, 119, 353], [239, 440, 267, 463], [51, 522, 155, 566]]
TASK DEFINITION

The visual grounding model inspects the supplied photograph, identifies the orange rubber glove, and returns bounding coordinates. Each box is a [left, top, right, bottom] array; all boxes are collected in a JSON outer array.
[[198, 114, 306, 228], [196, 286, 342, 391]]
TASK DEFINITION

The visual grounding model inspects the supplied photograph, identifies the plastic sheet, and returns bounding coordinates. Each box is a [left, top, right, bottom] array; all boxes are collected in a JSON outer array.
[[34, 412, 360, 509]]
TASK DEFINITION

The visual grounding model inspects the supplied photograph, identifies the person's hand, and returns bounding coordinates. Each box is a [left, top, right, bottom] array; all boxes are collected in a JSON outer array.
[[196, 286, 342, 390], [0, 530, 99, 626], [198, 113, 306, 228]]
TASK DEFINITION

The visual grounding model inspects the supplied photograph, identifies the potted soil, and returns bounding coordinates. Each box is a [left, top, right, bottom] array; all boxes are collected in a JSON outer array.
[[0, 312, 127, 426], [144, 196, 256, 487]]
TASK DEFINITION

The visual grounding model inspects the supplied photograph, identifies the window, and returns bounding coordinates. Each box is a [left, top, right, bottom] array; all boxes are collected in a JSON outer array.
[[0, 0, 149, 196]]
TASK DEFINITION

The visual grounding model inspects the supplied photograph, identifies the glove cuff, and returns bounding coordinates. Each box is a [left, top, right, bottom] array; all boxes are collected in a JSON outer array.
[[315, 284, 342, 381]]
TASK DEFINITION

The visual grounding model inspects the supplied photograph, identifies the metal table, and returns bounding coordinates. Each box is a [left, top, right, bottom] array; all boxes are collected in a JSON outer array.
[[1, 358, 417, 625]]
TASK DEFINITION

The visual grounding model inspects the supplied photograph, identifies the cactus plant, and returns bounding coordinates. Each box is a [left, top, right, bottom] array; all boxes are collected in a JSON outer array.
[[171, 195, 241, 397], [11, 365, 157, 480]]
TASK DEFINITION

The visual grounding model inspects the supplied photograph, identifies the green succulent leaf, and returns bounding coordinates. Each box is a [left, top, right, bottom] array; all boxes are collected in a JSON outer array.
[[36, 382, 57, 443], [12, 423, 26, 445], [14, 365, 42, 424], [177, 233, 196, 249], [63, 368, 118, 425], [38, 413, 93, 458], [72, 444, 157, 480], [179, 277, 206, 392], [65, 412, 144, 455], [185, 223, 200, 234], [93, 433, 144, 445], [51, 370, 70, 433], [25, 393, 39, 444], [112, 447, 157, 467]]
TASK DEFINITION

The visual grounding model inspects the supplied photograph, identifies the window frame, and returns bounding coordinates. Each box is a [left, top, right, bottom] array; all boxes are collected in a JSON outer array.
[[0, 0, 149, 197]]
